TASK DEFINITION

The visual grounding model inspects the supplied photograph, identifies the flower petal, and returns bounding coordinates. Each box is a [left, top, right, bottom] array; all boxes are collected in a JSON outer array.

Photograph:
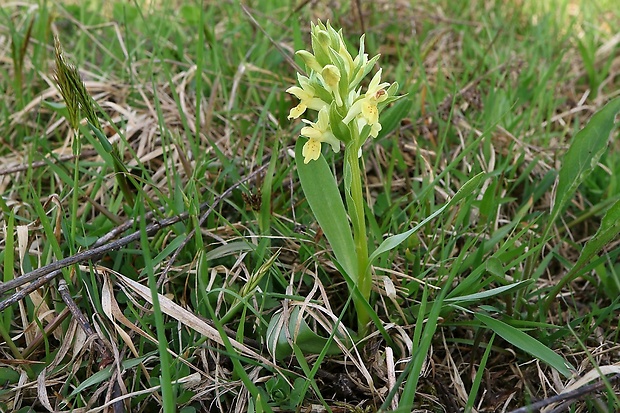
[[370, 122, 382, 138], [321, 65, 342, 106], [321, 65, 340, 89], [296, 50, 322, 73], [368, 69, 383, 93], [361, 100, 379, 125], [302, 139, 321, 163], [307, 98, 328, 111], [323, 131, 341, 153], [342, 99, 362, 124], [286, 86, 308, 100], [316, 106, 330, 129], [300, 125, 323, 140], [288, 104, 307, 119]]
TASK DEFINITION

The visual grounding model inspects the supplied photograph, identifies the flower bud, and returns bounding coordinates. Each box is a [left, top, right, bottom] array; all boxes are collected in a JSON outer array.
[[316, 29, 331, 50], [321, 65, 342, 106], [296, 50, 322, 73]]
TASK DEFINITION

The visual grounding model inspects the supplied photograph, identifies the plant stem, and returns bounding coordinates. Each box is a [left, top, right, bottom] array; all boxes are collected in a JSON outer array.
[[345, 143, 371, 335]]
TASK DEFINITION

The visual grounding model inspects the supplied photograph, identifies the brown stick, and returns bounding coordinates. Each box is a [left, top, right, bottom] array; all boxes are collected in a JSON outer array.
[[0, 270, 63, 312], [507, 373, 620, 413], [57, 279, 109, 358], [0, 215, 175, 297]]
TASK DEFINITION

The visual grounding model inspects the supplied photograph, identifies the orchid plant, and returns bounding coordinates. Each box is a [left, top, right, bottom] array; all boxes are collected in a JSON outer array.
[[267, 21, 482, 357], [288, 21, 401, 335]]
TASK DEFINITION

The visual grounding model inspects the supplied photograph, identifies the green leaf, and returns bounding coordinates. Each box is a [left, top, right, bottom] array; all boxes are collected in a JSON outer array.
[[295, 138, 357, 280], [466, 334, 495, 412], [476, 313, 574, 377], [395, 285, 442, 410], [485, 256, 505, 277], [547, 197, 620, 307], [41, 100, 68, 112], [88, 122, 114, 153], [581, 200, 620, 260], [69, 354, 152, 397], [546, 96, 620, 239], [0, 367, 19, 383], [445, 280, 533, 304], [367, 172, 485, 268], [377, 96, 411, 140]]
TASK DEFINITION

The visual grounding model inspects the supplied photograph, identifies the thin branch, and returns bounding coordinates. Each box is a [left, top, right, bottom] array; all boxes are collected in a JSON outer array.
[[241, 3, 304, 74], [58, 279, 110, 359], [508, 373, 620, 413], [0, 270, 63, 312]]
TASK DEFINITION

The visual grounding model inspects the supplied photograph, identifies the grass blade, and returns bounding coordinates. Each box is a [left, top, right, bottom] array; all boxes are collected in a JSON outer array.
[[545, 96, 620, 240], [476, 313, 574, 378], [368, 172, 485, 267], [546, 197, 620, 310]]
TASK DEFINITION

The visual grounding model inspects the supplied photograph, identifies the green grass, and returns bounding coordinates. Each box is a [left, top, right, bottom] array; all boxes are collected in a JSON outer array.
[[1, 0, 619, 412]]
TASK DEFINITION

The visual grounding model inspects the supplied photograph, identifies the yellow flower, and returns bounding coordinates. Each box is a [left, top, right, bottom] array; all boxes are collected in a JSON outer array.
[[342, 69, 390, 127], [286, 74, 328, 119], [300, 107, 340, 163]]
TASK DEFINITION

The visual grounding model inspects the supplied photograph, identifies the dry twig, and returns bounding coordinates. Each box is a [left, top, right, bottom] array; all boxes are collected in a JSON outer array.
[[508, 373, 620, 413]]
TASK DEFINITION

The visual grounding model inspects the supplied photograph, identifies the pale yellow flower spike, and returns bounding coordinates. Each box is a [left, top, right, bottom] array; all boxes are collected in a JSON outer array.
[[289, 20, 399, 163], [357, 118, 382, 138]]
